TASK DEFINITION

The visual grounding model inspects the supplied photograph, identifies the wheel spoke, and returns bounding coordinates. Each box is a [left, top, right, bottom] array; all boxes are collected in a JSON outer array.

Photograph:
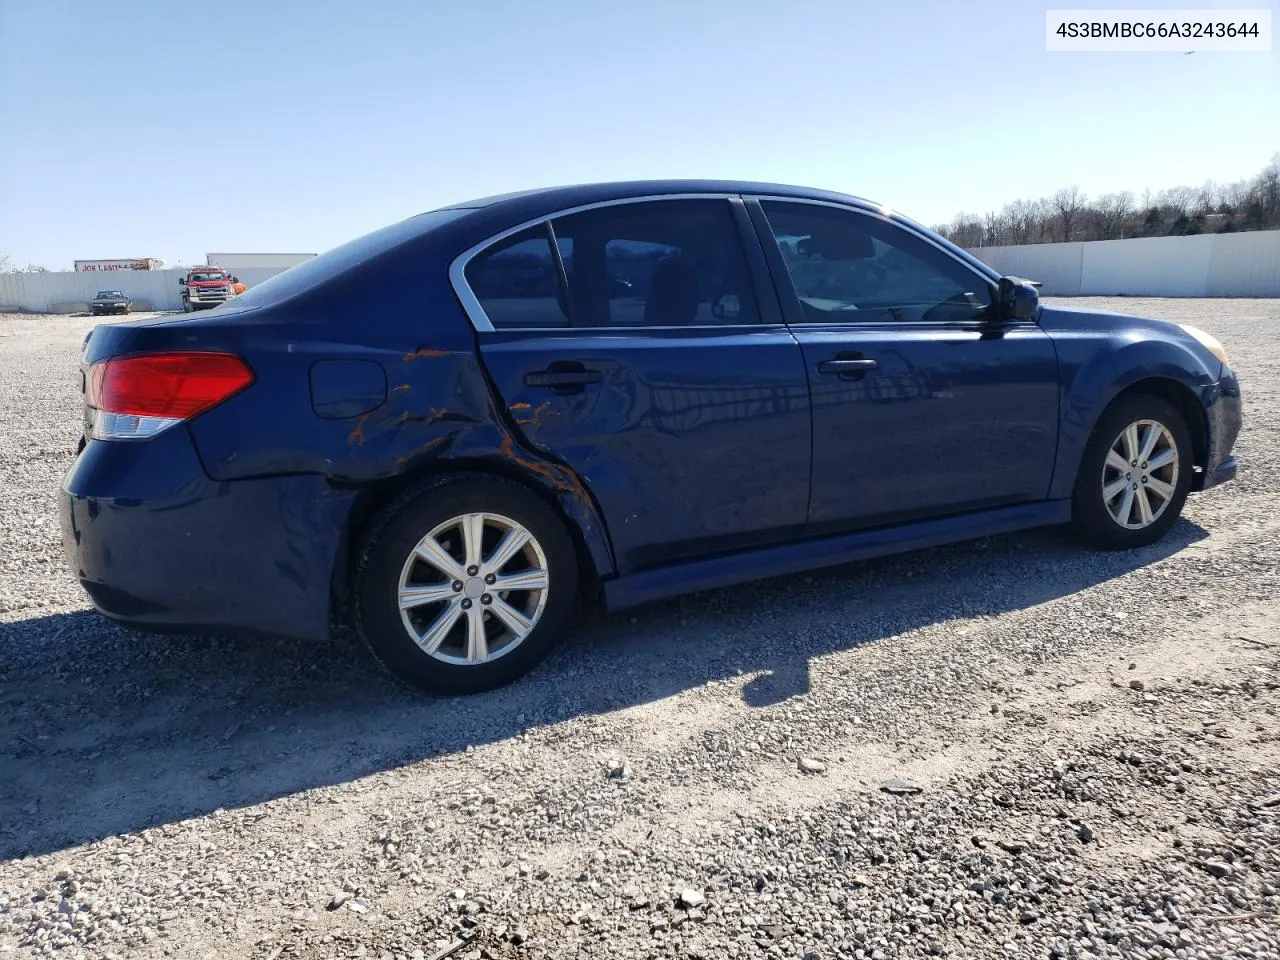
[[1146, 476, 1175, 501], [414, 536, 465, 581], [398, 582, 458, 610], [416, 598, 463, 655], [484, 527, 531, 574], [1105, 449, 1130, 473], [1146, 448, 1177, 471], [492, 568, 549, 592], [489, 596, 535, 639], [461, 514, 485, 571], [465, 608, 488, 663], [1122, 423, 1140, 463], [1103, 477, 1129, 503], [1135, 486, 1154, 525], [1115, 486, 1135, 526], [1138, 424, 1162, 463]]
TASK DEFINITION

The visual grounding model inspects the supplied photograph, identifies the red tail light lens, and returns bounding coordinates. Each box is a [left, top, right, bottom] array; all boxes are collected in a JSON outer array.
[[84, 352, 254, 440]]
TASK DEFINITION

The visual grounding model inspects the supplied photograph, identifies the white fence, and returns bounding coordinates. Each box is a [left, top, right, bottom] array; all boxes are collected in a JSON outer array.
[[969, 229, 1280, 298], [0, 266, 289, 314]]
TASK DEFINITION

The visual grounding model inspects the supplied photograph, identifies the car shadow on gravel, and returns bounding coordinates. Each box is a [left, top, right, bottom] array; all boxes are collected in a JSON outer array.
[[0, 518, 1207, 860]]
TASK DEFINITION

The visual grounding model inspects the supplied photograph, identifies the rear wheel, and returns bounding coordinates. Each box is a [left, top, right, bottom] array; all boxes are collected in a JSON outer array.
[[354, 476, 579, 694], [1071, 394, 1193, 549]]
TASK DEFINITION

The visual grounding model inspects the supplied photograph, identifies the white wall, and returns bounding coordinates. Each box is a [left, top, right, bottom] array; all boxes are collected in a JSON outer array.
[[0, 266, 289, 313], [969, 229, 1280, 297]]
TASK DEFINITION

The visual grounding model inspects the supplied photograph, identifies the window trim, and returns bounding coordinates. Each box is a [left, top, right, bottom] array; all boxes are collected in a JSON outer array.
[[745, 195, 1006, 328], [450, 193, 776, 333]]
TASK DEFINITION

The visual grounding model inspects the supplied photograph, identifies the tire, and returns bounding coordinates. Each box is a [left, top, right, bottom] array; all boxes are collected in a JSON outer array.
[[1071, 393, 1194, 549], [182, 299, 192, 313], [354, 475, 579, 694]]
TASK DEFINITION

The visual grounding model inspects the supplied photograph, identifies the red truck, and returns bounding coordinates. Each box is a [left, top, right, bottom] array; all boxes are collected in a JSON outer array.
[[178, 267, 246, 312]]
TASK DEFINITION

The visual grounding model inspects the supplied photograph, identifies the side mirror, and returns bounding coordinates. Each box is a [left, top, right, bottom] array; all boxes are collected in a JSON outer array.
[[178, 277, 186, 285], [997, 276, 1040, 322]]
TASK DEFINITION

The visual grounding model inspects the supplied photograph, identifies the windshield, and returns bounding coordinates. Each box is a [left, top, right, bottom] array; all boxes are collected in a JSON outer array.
[[96, 291, 123, 298], [189, 272, 228, 282]]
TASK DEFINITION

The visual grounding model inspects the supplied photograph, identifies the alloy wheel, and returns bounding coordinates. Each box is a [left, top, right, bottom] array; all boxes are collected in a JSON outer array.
[[397, 512, 550, 665], [1101, 419, 1180, 530]]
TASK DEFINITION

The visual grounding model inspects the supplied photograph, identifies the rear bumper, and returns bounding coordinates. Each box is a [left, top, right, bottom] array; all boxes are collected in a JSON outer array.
[[59, 427, 355, 642]]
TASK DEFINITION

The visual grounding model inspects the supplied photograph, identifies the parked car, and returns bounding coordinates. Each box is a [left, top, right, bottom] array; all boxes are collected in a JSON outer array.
[[89, 290, 131, 316], [60, 181, 1242, 694]]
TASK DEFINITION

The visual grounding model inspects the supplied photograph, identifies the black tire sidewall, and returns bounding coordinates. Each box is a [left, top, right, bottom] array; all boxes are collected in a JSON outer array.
[[1072, 395, 1193, 549], [354, 477, 579, 694]]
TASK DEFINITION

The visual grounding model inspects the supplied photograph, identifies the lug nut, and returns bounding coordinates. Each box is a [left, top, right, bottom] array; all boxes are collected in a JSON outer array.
[[1125, 472, 1131, 480], [452, 581, 463, 592], [1131, 460, 1138, 467], [484, 574, 496, 585], [1132, 483, 1138, 490], [1141, 462, 1148, 469], [467, 565, 479, 576], [461, 598, 472, 610], [481, 594, 492, 605]]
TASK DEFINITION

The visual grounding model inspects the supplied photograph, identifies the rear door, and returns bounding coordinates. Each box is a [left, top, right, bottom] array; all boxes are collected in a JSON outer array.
[[462, 197, 812, 573], [747, 198, 1060, 533]]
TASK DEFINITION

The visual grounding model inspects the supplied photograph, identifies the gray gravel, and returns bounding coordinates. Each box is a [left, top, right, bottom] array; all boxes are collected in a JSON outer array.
[[1, 299, 1277, 960]]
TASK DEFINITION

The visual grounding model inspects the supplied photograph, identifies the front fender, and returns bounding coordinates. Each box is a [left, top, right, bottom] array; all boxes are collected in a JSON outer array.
[[1048, 336, 1219, 500]]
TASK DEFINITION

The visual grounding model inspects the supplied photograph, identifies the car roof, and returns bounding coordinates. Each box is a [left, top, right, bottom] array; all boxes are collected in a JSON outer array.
[[434, 179, 884, 216]]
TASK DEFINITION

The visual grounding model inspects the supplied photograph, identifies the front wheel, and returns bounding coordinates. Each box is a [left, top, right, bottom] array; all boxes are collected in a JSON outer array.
[[1071, 394, 1194, 549], [354, 476, 579, 694]]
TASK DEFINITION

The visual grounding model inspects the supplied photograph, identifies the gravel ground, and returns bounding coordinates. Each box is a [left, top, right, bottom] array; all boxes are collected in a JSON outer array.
[[1, 299, 1277, 960]]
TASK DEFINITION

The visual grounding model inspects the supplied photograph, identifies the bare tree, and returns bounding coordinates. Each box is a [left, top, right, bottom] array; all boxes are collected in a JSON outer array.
[[943, 157, 1280, 246], [1194, 180, 1217, 215], [1095, 191, 1135, 240], [1158, 186, 1198, 217], [1004, 199, 1036, 245], [1052, 186, 1086, 241], [0, 251, 10, 273]]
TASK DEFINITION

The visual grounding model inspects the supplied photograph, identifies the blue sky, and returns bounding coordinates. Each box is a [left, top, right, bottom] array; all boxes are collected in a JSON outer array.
[[1, 0, 1276, 269]]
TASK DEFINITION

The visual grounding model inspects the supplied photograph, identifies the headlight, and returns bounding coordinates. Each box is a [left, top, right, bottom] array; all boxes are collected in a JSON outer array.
[[1179, 324, 1230, 368]]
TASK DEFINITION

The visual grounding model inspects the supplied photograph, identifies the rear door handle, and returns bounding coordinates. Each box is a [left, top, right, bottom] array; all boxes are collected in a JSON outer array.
[[524, 364, 603, 392], [817, 358, 879, 376]]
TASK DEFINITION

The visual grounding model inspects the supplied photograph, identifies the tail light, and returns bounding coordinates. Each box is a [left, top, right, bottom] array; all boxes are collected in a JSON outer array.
[[84, 352, 254, 440]]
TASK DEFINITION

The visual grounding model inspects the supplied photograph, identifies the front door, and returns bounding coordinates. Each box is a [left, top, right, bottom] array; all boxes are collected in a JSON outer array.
[[465, 198, 812, 572], [749, 198, 1060, 533]]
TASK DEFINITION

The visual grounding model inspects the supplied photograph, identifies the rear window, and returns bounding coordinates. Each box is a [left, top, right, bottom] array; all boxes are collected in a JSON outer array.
[[221, 208, 470, 311]]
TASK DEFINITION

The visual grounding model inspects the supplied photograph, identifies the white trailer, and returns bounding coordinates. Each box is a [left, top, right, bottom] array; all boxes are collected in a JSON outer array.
[[205, 253, 316, 270]]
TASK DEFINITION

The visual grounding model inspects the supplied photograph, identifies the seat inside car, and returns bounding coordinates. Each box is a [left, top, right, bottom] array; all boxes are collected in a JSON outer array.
[[644, 255, 702, 326]]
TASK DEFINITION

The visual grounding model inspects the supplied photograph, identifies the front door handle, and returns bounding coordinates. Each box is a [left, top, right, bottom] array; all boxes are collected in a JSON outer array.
[[817, 357, 879, 377], [525, 363, 603, 393]]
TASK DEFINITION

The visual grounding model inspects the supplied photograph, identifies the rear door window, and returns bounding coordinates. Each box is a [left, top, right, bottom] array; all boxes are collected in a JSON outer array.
[[464, 225, 569, 329], [550, 199, 759, 328]]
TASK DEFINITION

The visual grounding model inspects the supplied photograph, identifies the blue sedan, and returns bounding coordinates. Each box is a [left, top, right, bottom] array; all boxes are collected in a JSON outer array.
[[60, 181, 1242, 693]]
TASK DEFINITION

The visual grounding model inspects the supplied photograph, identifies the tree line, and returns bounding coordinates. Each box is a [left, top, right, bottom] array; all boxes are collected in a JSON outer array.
[[935, 154, 1280, 248]]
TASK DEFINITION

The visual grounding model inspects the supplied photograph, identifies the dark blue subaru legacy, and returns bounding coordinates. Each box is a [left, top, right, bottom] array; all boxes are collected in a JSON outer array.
[[60, 181, 1242, 693]]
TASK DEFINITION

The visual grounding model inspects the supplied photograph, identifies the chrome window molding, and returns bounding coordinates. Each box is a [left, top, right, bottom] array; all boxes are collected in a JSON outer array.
[[451, 193, 764, 334], [448, 191, 1005, 335]]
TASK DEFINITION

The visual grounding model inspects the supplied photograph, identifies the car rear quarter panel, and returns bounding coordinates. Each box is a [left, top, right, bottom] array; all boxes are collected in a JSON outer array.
[[195, 242, 614, 579], [1039, 307, 1222, 500]]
